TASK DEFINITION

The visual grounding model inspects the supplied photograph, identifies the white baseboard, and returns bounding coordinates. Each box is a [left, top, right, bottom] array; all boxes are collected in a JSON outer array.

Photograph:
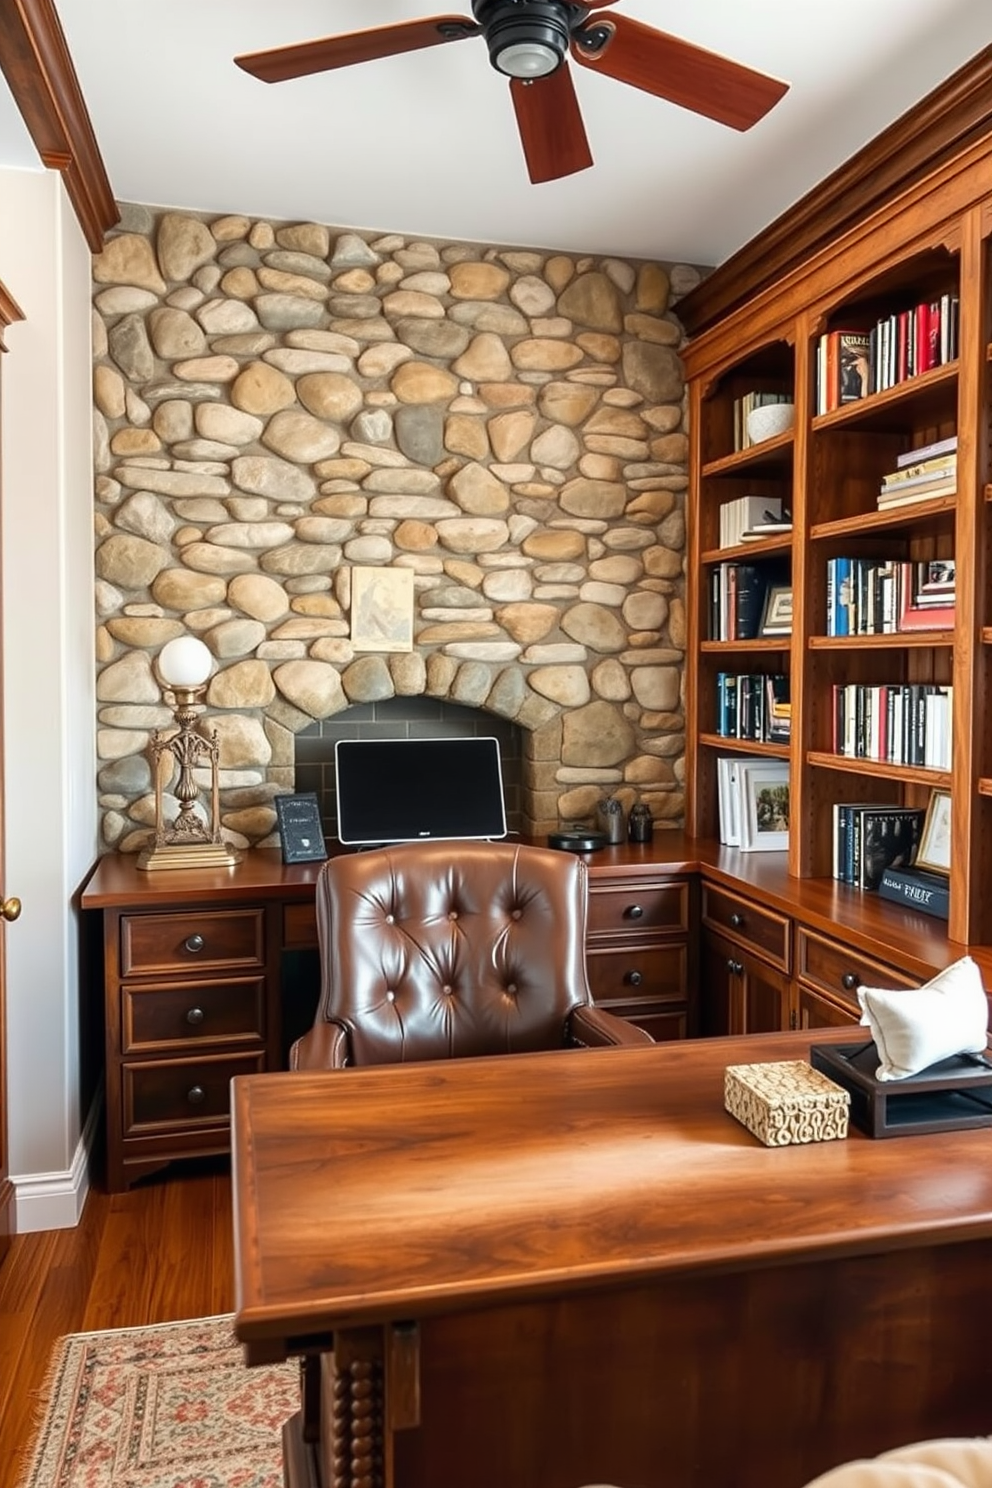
[[12, 1092, 102, 1233]]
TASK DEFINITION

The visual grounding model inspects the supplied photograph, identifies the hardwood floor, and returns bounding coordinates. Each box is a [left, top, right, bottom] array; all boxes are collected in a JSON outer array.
[[0, 1158, 234, 1484]]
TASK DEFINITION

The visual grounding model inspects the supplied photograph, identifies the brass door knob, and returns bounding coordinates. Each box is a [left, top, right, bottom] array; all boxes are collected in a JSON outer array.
[[1, 897, 21, 922]]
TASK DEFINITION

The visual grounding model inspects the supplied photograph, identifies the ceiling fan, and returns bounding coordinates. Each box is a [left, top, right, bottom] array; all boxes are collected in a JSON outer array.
[[234, 2, 789, 185]]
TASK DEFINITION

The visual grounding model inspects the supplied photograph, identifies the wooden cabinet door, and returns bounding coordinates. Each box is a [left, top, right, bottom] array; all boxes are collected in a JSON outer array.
[[701, 928, 791, 1037]]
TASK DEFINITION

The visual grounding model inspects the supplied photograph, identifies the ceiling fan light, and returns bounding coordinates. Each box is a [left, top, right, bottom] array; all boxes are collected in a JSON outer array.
[[474, 1, 571, 79], [494, 40, 559, 78]]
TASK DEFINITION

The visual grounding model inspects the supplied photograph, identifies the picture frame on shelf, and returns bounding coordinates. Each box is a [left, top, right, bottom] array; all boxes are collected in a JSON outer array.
[[738, 761, 790, 853], [759, 583, 793, 637], [915, 788, 951, 876]]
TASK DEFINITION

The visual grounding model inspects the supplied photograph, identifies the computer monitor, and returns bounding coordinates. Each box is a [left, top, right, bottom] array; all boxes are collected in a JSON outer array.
[[334, 736, 508, 847]]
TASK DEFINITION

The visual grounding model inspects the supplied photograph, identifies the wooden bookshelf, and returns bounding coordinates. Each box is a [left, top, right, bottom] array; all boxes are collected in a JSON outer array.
[[684, 133, 992, 946]]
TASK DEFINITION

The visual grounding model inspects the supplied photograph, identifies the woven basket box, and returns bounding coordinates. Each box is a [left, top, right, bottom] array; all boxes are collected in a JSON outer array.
[[724, 1059, 850, 1146]]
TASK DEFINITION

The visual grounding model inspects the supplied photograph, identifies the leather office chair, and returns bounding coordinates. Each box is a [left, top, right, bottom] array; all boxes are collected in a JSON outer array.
[[291, 838, 653, 1069]]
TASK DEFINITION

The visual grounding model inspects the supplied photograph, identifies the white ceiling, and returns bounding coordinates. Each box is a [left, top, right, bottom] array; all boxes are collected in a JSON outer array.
[[4, 1, 992, 267]]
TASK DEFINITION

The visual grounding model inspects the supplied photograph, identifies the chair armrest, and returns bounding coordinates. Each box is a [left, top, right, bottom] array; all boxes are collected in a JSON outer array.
[[290, 1020, 351, 1070], [568, 1005, 654, 1047]]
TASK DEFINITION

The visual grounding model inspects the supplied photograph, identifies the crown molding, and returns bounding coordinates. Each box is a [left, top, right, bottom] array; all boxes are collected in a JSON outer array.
[[0, 280, 24, 351], [678, 43, 992, 337], [0, 0, 118, 251]]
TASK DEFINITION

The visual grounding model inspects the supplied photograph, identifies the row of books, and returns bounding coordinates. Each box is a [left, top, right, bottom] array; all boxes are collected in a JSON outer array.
[[709, 562, 783, 641], [878, 434, 957, 509], [732, 391, 792, 452], [813, 294, 959, 412], [715, 673, 790, 743], [831, 804, 923, 891], [825, 557, 956, 635], [718, 494, 792, 548], [831, 683, 952, 770], [717, 758, 790, 852]]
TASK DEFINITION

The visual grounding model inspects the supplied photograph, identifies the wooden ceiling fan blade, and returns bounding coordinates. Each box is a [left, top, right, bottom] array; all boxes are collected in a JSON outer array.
[[510, 68, 594, 184], [235, 15, 480, 84], [571, 14, 788, 131]]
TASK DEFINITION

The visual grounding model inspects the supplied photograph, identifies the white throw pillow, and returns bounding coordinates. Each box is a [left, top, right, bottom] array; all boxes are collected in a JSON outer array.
[[800, 1436, 992, 1487], [857, 955, 989, 1081]]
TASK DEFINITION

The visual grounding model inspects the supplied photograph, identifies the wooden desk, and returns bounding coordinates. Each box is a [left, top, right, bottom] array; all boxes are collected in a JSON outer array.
[[231, 1031, 992, 1488]]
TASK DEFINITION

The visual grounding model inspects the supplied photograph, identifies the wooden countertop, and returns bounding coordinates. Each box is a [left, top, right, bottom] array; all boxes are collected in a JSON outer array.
[[231, 1028, 992, 1352], [78, 832, 964, 980]]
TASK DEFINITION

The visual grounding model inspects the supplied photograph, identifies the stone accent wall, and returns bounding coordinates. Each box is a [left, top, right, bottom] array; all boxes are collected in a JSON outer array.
[[92, 204, 696, 852]]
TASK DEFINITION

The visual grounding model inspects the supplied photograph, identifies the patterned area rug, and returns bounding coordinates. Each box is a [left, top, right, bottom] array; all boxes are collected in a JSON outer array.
[[18, 1314, 298, 1488]]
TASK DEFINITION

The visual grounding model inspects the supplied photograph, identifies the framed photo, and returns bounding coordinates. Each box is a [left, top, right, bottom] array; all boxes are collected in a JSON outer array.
[[760, 583, 793, 637], [275, 792, 328, 864], [738, 761, 790, 852], [915, 788, 951, 876], [351, 565, 414, 652]]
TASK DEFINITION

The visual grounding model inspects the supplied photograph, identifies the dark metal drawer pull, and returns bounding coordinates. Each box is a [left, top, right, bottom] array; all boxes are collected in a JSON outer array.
[[184, 933, 205, 954], [841, 972, 861, 991], [187, 1085, 206, 1105], [729, 912, 744, 929], [625, 970, 643, 987], [625, 905, 644, 919], [727, 958, 744, 976], [186, 1007, 205, 1026]]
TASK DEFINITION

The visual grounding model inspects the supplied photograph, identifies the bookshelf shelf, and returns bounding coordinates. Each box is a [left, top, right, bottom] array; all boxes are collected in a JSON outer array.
[[806, 752, 951, 789], [810, 497, 955, 541], [701, 434, 793, 479], [702, 535, 793, 563], [701, 638, 792, 654], [700, 734, 790, 760], [810, 360, 958, 435], [808, 633, 954, 650]]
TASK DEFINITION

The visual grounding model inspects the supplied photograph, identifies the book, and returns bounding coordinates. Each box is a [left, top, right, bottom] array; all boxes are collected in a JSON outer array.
[[877, 483, 956, 510], [895, 434, 958, 467], [856, 808, 926, 891], [877, 865, 950, 920], [879, 461, 956, 492]]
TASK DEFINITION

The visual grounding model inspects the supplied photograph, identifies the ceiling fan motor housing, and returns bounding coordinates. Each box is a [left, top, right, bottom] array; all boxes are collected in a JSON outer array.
[[472, 0, 577, 78]]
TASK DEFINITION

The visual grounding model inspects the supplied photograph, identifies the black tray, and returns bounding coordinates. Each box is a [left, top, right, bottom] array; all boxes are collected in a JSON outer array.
[[810, 1040, 992, 1138]]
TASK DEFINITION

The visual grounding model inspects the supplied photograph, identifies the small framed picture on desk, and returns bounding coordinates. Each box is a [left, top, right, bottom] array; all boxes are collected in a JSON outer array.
[[275, 792, 329, 864]]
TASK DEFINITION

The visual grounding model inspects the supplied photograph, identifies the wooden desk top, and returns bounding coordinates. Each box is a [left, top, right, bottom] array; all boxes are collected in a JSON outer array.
[[231, 1030, 992, 1355]]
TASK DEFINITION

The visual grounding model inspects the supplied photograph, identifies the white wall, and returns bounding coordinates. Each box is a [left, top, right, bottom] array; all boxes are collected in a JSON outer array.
[[0, 164, 99, 1230]]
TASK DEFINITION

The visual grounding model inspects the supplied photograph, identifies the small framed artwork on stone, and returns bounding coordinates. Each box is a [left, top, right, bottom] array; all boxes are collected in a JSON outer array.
[[351, 566, 414, 652]]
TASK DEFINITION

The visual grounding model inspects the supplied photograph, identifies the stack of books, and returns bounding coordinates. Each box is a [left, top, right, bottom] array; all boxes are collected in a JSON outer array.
[[825, 556, 955, 634], [716, 673, 790, 743], [831, 682, 952, 770], [718, 495, 792, 547], [832, 804, 925, 891], [878, 435, 957, 509], [709, 562, 771, 641]]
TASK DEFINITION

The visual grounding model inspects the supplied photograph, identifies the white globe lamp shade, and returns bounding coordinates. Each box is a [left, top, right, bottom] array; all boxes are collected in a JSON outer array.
[[157, 635, 212, 688]]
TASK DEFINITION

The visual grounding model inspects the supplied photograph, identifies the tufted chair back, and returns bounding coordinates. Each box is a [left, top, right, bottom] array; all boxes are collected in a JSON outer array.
[[291, 839, 652, 1070]]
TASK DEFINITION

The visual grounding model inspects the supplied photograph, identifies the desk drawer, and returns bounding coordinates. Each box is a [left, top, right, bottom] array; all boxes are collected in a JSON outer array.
[[122, 976, 266, 1053], [284, 902, 318, 949], [587, 879, 689, 937], [121, 908, 265, 976], [701, 884, 789, 971], [587, 943, 686, 1004], [122, 1050, 265, 1134], [796, 928, 918, 1007]]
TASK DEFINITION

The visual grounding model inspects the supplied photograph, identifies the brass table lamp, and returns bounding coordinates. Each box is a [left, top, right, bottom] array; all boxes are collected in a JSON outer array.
[[137, 635, 242, 871]]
